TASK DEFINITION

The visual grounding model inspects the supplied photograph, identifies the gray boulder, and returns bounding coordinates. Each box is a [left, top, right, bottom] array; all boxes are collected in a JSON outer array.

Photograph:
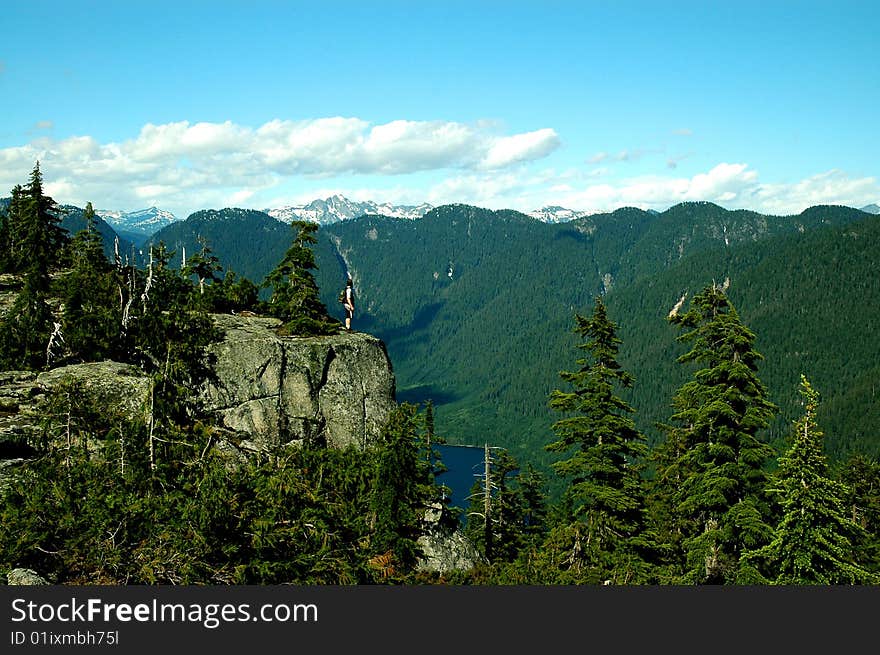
[[7, 568, 49, 585], [201, 314, 397, 452], [416, 504, 482, 574], [37, 361, 152, 423]]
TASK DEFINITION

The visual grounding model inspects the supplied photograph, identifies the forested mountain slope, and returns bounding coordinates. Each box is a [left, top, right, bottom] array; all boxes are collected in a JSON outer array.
[[150, 208, 293, 286], [148, 201, 879, 476]]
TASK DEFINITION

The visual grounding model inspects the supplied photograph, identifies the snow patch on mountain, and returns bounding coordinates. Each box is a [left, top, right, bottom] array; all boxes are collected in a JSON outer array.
[[527, 205, 606, 223], [267, 195, 434, 225], [91, 197, 631, 234], [97, 206, 179, 235]]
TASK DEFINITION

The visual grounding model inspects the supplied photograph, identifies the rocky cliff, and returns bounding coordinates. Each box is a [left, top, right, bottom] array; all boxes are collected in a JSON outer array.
[[200, 314, 397, 453], [0, 315, 397, 467]]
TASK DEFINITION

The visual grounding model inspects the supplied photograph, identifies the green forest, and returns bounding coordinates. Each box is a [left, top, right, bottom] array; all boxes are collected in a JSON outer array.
[[0, 163, 878, 585]]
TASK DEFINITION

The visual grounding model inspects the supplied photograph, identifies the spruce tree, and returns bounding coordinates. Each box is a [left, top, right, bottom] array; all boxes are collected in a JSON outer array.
[[1, 185, 27, 273], [743, 376, 878, 584], [369, 403, 427, 579], [262, 220, 340, 335], [544, 296, 650, 583], [183, 235, 223, 298], [837, 454, 880, 574], [205, 269, 259, 314], [60, 202, 121, 362], [464, 447, 534, 563], [0, 163, 69, 369], [654, 283, 777, 584], [127, 242, 221, 472], [21, 161, 68, 279]]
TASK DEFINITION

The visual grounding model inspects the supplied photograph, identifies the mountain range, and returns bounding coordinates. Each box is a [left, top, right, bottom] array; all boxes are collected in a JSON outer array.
[[142, 200, 880, 487], [265, 195, 434, 225], [96, 206, 178, 240], [89, 195, 634, 235]]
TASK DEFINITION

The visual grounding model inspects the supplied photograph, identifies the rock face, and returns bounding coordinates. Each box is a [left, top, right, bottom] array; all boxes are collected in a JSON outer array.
[[0, 362, 150, 453], [7, 568, 49, 585], [0, 363, 152, 493], [200, 314, 397, 452], [39, 361, 152, 422], [0, 316, 397, 463], [417, 504, 482, 574], [0, 315, 396, 467]]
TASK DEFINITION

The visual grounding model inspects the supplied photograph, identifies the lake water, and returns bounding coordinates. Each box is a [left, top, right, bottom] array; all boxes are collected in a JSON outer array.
[[434, 443, 486, 523]]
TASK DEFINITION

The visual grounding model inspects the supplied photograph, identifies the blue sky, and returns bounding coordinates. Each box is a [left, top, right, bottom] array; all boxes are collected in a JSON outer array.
[[1, 0, 878, 218]]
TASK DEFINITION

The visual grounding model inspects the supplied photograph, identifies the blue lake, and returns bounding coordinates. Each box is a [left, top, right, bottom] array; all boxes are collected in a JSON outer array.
[[434, 444, 486, 522]]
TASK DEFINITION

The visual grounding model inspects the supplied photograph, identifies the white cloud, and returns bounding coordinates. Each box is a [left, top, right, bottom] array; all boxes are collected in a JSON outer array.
[[479, 128, 560, 170], [0, 117, 560, 215], [751, 169, 879, 215], [1, 120, 876, 219], [550, 164, 878, 215]]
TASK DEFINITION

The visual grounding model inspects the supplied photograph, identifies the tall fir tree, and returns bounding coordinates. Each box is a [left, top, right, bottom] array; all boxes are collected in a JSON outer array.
[[262, 220, 340, 335], [652, 283, 777, 584], [183, 235, 223, 299], [126, 241, 221, 473], [742, 376, 878, 584], [0, 185, 21, 272], [0, 163, 69, 369], [59, 202, 121, 362], [20, 161, 68, 282], [837, 454, 880, 574], [369, 403, 429, 580], [543, 296, 650, 583], [464, 447, 535, 564]]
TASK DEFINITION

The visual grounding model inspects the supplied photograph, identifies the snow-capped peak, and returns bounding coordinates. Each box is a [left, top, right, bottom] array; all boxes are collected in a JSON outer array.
[[527, 206, 606, 223], [266, 196, 434, 225], [96, 206, 179, 235]]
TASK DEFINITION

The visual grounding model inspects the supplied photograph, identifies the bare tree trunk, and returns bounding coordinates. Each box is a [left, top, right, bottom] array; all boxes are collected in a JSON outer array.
[[148, 379, 156, 473], [119, 419, 125, 477]]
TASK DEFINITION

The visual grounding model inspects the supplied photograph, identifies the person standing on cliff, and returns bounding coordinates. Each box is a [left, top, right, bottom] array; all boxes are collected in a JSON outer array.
[[343, 277, 355, 331]]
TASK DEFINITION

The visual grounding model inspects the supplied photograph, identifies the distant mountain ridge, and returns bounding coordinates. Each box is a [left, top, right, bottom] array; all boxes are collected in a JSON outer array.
[[266, 195, 434, 225], [527, 205, 604, 222], [96, 206, 179, 237], [89, 196, 880, 236], [91, 196, 630, 235]]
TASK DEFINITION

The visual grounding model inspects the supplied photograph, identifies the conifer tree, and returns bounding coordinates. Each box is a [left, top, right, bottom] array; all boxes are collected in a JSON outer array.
[[0, 164, 69, 369], [837, 454, 880, 573], [183, 235, 222, 297], [464, 446, 531, 563], [0, 185, 22, 272], [654, 283, 777, 584], [127, 242, 221, 472], [369, 403, 427, 579], [20, 162, 68, 279], [262, 220, 340, 335], [742, 376, 878, 584], [205, 269, 260, 314], [544, 296, 650, 583], [60, 202, 121, 362]]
